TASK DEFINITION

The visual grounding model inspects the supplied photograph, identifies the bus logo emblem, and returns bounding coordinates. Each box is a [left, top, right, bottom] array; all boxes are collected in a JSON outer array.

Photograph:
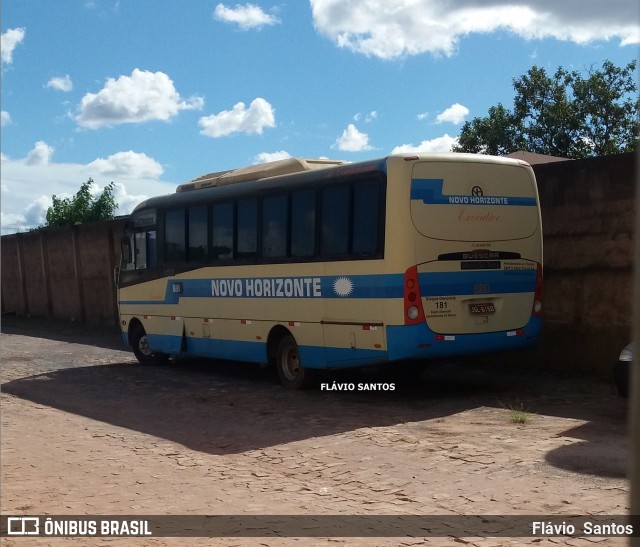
[[333, 277, 354, 297], [471, 186, 484, 197]]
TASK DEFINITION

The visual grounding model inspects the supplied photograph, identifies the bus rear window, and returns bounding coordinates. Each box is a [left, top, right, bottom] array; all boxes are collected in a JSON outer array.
[[410, 161, 539, 242]]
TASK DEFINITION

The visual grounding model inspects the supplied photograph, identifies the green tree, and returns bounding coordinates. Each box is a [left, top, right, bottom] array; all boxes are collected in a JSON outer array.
[[571, 60, 639, 156], [454, 60, 639, 158], [45, 179, 118, 227], [454, 104, 523, 155]]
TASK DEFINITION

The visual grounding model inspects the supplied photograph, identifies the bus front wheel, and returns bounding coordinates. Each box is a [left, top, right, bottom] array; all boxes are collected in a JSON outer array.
[[131, 326, 169, 366], [276, 335, 313, 389]]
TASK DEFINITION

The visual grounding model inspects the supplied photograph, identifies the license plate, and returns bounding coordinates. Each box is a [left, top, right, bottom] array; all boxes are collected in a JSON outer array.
[[469, 303, 495, 315]]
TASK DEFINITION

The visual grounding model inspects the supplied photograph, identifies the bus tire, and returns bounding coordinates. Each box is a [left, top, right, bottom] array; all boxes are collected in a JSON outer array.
[[275, 334, 313, 389], [131, 325, 169, 366]]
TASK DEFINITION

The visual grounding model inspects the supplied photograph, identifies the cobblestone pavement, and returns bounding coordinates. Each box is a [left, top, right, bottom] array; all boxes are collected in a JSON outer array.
[[0, 317, 633, 546]]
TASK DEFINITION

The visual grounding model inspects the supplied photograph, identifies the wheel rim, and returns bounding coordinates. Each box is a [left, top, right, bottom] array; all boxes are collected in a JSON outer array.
[[138, 334, 153, 357], [281, 345, 300, 381]]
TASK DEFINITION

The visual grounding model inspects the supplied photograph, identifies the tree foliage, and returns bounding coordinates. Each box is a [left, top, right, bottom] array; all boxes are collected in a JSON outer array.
[[454, 60, 639, 158], [45, 179, 118, 227]]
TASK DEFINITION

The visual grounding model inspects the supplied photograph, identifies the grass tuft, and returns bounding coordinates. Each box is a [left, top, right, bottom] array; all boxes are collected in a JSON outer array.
[[501, 400, 533, 425]]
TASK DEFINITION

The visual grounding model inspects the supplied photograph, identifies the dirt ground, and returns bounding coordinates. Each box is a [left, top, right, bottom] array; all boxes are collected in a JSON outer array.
[[0, 316, 634, 546]]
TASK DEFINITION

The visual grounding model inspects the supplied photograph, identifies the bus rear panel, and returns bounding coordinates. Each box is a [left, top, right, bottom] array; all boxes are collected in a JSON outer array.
[[387, 157, 542, 361]]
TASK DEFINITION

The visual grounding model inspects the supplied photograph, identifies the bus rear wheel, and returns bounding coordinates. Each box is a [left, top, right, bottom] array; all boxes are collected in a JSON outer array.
[[276, 335, 313, 389], [131, 326, 169, 366]]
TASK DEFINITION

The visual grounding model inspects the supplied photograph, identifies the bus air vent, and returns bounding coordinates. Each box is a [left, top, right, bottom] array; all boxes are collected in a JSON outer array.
[[176, 157, 347, 192]]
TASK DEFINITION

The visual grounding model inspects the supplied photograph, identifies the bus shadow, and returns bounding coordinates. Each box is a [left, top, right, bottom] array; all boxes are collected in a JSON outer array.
[[1, 356, 626, 458]]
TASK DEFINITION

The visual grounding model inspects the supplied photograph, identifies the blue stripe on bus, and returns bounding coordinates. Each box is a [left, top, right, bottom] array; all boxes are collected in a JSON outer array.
[[121, 274, 404, 305], [133, 315, 540, 369], [183, 336, 385, 369], [186, 336, 267, 364], [386, 315, 542, 361], [418, 269, 536, 297], [146, 333, 183, 355], [120, 270, 536, 306], [411, 178, 537, 207]]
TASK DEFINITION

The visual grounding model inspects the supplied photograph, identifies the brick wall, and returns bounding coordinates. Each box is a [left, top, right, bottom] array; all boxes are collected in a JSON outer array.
[[533, 152, 636, 374], [1, 218, 127, 325]]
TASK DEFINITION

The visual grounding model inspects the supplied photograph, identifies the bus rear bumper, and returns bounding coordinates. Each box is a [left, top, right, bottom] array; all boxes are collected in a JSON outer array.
[[386, 316, 542, 361]]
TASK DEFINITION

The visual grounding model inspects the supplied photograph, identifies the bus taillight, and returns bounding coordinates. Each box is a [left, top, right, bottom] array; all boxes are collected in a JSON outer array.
[[532, 263, 543, 317], [404, 266, 426, 325]]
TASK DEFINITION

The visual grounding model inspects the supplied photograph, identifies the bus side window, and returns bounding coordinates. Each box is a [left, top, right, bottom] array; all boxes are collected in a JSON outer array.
[[237, 198, 257, 258], [135, 232, 148, 269], [291, 190, 316, 258], [262, 194, 287, 259], [321, 185, 349, 256], [122, 232, 135, 270], [212, 203, 233, 261], [165, 209, 186, 262], [133, 230, 157, 270], [188, 205, 208, 261], [352, 180, 380, 255], [147, 231, 157, 268]]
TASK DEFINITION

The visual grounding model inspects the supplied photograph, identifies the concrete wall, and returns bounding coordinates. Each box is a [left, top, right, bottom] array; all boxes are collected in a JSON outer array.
[[0, 153, 636, 374], [534, 152, 636, 374], [1, 218, 128, 326]]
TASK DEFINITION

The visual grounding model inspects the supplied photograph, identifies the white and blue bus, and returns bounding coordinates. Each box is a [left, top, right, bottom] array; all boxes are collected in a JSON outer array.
[[117, 154, 543, 388]]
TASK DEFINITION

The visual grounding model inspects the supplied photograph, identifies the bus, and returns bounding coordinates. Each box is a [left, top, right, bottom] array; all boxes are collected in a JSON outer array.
[[116, 153, 543, 389]]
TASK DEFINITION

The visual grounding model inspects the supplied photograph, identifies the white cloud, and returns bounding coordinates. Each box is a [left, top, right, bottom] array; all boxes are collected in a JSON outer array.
[[1, 191, 52, 234], [2, 182, 148, 233], [436, 103, 470, 125], [23, 195, 52, 227], [1, 111, 11, 127], [87, 151, 164, 178], [310, 0, 640, 59], [214, 3, 280, 30], [354, 111, 378, 123], [0, 144, 174, 234], [334, 124, 372, 152], [25, 141, 54, 166], [199, 98, 275, 138], [1, 27, 26, 65], [46, 74, 73, 92], [392, 134, 458, 154], [254, 150, 291, 163], [112, 182, 149, 215], [76, 69, 204, 129]]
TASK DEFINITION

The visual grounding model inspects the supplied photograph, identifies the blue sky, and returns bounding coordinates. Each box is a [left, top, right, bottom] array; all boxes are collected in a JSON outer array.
[[1, 0, 638, 234]]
